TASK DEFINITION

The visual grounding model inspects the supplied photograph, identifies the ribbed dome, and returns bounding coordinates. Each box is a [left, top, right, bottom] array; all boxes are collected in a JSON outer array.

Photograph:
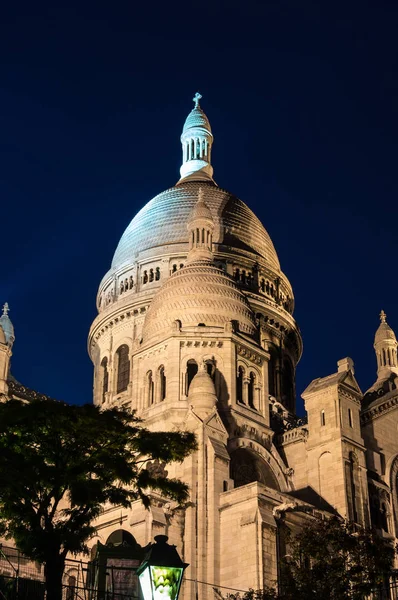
[[375, 321, 397, 344], [183, 107, 212, 134], [111, 181, 280, 272], [188, 193, 213, 224], [143, 259, 256, 342]]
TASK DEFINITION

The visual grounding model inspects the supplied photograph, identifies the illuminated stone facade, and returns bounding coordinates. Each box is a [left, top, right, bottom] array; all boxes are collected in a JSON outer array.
[[2, 96, 398, 596]]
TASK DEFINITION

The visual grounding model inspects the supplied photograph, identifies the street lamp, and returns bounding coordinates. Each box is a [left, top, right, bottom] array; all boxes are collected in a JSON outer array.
[[137, 535, 188, 600]]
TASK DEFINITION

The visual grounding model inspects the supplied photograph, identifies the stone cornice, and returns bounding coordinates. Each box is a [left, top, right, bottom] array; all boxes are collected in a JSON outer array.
[[361, 392, 398, 424], [88, 304, 149, 349], [236, 343, 265, 366]]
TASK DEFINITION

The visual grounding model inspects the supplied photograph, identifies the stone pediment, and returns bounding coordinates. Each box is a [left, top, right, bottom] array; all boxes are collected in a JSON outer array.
[[303, 369, 362, 398], [204, 410, 228, 436]]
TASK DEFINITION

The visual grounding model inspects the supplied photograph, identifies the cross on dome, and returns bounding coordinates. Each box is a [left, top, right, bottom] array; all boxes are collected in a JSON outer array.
[[2, 302, 9, 316], [193, 92, 202, 108], [380, 310, 387, 323]]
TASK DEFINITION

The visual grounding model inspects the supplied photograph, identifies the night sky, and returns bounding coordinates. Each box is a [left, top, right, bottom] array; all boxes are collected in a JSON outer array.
[[2, 1, 398, 413]]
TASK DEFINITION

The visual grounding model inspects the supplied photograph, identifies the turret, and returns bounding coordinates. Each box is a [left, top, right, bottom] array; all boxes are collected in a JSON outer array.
[[186, 188, 214, 262], [373, 310, 398, 382], [0, 303, 14, 396], [179, 93, 214, 183]]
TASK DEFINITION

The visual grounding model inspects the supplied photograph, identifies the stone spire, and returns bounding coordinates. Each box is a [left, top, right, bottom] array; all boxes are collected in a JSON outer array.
[[186, 188, 215, 263], [179, 93, 214, 183], [373, 310, 398, 382]]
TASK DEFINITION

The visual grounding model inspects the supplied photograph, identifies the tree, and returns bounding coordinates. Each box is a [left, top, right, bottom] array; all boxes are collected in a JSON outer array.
[[216, 517, 396, 600], [0, 399, 197, 600], [280, 516, 396, 599]]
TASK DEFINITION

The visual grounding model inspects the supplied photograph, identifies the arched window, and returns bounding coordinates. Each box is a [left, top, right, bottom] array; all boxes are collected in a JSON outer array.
[[260, 278, 265, 292], [381, 501, 389, 533], [101, 357, 108, 404], [149, 268, 154, 282], [66, 575, 76, 600], [172, 264, 177, 273], [129, 276, 134, 289], [186, 360, 198, 394], [237, 366, 244, 403], [268, 347, 277, 398], [206, 360, 215, 380], [143, 270, 148, 284], [321, 410, 326, 426], [248, 372, 255, 409], [230, 448, 280, 490], [159, 366, 166, 401], [155, 267, 160, 281], [346, 452, 360, 523], [282, 358, 294, 412], [146, 371, 154, 406], [116, 345, 130, 394]]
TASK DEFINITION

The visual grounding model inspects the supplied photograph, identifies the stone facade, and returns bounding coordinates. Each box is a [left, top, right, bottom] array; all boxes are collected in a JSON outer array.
[[2, 96, 398, 596]]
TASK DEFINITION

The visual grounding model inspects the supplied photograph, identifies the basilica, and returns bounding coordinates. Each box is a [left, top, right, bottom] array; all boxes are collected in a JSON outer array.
[[1, 94, 398, 597]]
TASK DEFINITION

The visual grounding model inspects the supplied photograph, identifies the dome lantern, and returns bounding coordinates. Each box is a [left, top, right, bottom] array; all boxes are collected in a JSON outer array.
[[179, 93, 214, 183]]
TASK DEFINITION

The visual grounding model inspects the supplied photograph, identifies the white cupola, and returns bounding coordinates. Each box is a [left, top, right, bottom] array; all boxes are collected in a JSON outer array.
[[179, 93, 214, 183]]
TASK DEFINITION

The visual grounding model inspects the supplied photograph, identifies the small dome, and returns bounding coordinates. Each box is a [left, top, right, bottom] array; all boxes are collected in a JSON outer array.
[[183, 108, 212, 134], [374, 310, 397, 345], [188, 363, 217, 414], [188, 191, 213, 224], [143, 259, 256, 342]]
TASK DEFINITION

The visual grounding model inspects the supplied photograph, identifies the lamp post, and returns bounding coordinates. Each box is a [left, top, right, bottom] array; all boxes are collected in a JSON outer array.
[[137, 535, 188, 600]]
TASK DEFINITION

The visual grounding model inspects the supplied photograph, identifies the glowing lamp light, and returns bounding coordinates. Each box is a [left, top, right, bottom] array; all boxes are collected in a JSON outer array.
[[137, 535, 188, 600]]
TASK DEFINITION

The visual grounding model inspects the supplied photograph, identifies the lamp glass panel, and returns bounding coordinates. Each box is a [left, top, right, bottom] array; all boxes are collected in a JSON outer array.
[[150, 566, 183, 600], [139, 566, 153, 600]]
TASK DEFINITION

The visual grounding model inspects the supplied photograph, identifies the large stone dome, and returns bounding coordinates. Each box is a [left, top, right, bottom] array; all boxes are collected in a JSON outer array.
[[111, 180, 280, 273], [143, 258, 256, 343]]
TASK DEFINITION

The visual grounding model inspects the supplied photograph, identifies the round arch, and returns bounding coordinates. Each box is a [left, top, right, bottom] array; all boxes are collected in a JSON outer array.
[[228, 438, 290, 492], [106, 529, 137, 547], [230, 447, 280, 490]]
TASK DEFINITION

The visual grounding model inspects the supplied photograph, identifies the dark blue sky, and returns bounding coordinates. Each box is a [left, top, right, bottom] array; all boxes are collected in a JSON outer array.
[[2, 1, 398, 412]]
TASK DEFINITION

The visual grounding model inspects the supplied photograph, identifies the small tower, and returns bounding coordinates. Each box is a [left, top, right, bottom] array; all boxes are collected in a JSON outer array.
[[0, 303, 15, 396], [373, 310, 398, 382], [179, 93, 214, 183], [186, 188, 215, 262]]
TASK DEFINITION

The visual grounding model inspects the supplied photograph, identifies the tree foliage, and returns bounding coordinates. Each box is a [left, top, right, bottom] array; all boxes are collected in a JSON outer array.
[[0, 399, 197, 600], [280, 516, 396, 600], [217, 516, 396, 600]]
